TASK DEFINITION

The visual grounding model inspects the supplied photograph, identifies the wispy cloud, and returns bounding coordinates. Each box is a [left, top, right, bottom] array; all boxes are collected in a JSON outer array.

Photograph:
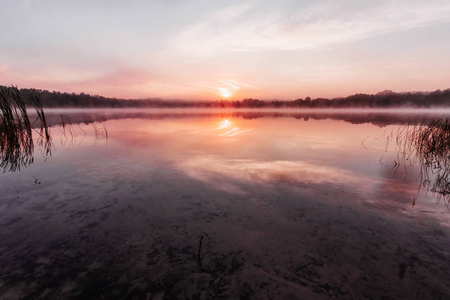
[[190, 78, 255, 97], [173, 0, 450, 53], [222, 79, 256, 89], [219, 79, 240, 91], [1, 0, 449, 98]]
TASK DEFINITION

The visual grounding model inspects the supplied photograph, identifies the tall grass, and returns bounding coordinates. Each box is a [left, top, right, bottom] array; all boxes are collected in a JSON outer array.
[[0, 86, 51, 172], [28, 92, 52, 156], [395, 119, 450, 205]]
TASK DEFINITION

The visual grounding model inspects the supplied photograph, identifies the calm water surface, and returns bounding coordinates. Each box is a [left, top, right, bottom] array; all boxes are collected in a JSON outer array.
[[1, 109, 450, 299]]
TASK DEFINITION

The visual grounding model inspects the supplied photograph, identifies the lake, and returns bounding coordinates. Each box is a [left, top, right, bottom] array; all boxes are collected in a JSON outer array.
[[1, 108, 450, 299]]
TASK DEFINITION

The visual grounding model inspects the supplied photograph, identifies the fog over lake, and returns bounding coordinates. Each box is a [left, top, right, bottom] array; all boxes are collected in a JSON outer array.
[[1, 109, 450, 299]]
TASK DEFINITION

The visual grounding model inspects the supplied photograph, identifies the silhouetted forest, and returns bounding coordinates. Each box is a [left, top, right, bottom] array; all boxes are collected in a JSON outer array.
[[13, 87, 450, 108]]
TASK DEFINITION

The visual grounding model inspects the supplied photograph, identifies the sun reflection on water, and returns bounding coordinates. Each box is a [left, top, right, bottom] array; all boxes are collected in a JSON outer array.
[[217, 119, 231, 129], [216, 118, 250, 138]]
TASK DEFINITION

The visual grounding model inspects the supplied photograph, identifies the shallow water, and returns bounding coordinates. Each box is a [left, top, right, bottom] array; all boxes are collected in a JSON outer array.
[[1, 109, 450, 299]]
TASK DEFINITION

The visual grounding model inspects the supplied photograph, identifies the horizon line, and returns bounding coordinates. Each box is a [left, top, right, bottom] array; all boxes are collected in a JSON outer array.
[[8, 85, 450, 102]]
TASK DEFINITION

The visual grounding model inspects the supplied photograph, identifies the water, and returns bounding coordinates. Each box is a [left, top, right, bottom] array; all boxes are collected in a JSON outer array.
[[1, 109, 450, 299]]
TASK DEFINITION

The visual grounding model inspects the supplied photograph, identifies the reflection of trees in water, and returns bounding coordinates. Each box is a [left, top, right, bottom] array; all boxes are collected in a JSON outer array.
[[38, 110, 450, 129], [30, 109, 450, 202], [394, 119, 450, 205], [0, 86, 51, 172]]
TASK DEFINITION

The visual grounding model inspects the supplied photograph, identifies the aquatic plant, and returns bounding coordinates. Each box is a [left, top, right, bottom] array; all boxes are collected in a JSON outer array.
[[59, 115, 88, 149], [92, 122, 108, 146], [0, 86, 51, 172], [28, 92, 52, 157], [394, 119, 450, 205]]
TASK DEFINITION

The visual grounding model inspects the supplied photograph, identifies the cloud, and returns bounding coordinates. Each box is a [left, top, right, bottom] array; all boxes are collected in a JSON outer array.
[[190, 78, 255, 97], [219, 79, 241, 91], [173, 0, 450, 54], [222, 79, 256, 89], [2, 0, 449, 99]]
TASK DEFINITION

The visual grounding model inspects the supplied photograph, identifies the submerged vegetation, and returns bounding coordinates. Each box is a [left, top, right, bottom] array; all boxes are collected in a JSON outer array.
[[0, 86, 51, 172], [394, 119, 450, 205]]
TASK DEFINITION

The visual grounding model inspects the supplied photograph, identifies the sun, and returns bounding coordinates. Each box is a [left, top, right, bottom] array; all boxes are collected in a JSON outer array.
[[219, 88, 232, 98]]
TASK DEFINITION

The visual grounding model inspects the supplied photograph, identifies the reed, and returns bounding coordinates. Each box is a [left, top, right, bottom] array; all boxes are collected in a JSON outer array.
[[60, 115, 86, 149], [28, 92, 52, 156], [92, 122, 108, 146], [0, 86, 51, 172], [395, 119, 450, 205]]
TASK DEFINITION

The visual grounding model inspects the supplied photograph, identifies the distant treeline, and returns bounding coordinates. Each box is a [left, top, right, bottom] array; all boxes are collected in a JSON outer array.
[[14, 87, 450, 108]]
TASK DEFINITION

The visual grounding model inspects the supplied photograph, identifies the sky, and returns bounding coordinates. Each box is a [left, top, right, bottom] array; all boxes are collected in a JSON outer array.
[[1, 0, 450, 100]]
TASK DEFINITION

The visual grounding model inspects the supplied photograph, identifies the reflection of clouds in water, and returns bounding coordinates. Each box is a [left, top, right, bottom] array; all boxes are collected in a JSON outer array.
[[189, 119, 255, 138], [221, 128, 254, 137], [190, 119, 232, 134], [177, 156, 375, 194], [219, 127, 240, 137]]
